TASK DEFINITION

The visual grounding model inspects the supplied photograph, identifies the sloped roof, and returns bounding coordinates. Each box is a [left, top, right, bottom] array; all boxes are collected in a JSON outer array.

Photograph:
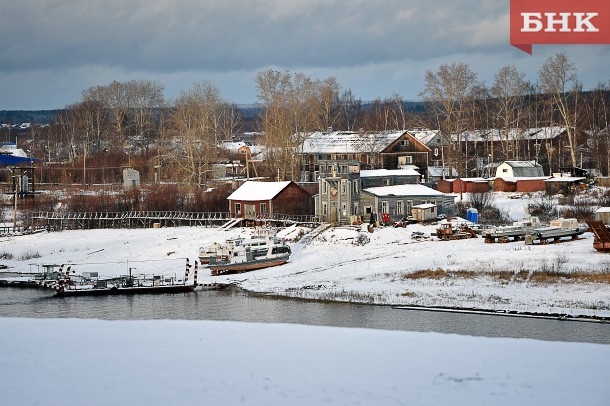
[[228, 181, 291, 201], [360, 168, 420, 178], [363, 184, 445, 197], [408, 129, 442, 146], [427, 166, 457, 177], [498, 161, 545, 177], [412, 203, 437, 209], [300, 130, 405, 154], [455, 127, 566, 143]]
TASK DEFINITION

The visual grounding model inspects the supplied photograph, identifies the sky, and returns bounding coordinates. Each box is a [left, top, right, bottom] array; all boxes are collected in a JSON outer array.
[[1, 0, 609, 110]]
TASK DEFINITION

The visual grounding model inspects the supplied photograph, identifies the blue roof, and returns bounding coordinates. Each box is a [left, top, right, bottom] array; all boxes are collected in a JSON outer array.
[[0, 154, 38, 166]]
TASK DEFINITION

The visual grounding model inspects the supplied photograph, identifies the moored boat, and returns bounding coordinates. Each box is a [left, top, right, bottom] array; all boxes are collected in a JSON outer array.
[[208, 235, 291, 276]]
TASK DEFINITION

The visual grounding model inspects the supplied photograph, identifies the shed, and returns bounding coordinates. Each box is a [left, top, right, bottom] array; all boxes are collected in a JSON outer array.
[[438, 178, 490, 193], [544, 177, 586, 195], [227, 180, 311, 219], [360, 184, 453, 223], [495, 161, 544, 178], [411, 203, 437, 222], [595, 207, 610, 225]]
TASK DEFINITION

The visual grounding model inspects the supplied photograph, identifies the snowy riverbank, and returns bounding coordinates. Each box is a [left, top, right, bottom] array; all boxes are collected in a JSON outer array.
[[1, 317, 609, 406], [1, 220, 610, 318]]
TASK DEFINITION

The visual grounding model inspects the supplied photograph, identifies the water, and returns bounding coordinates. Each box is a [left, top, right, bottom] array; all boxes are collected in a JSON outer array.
[[1, 287, 609, 344]]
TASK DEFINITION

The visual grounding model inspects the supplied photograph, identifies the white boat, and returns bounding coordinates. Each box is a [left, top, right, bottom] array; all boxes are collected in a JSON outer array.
[[482, 217, 541, 243], [207, 235, 291, 276], [525, 218, 584, 245]]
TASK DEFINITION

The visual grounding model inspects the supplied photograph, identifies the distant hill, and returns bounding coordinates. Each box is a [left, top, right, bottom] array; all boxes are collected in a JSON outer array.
[[0, 110, 60, 125], [0, 100, 427, 127]]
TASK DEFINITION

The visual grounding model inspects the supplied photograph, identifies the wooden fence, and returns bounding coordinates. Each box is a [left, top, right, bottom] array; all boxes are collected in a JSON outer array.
[[28, 211, 321, 231]]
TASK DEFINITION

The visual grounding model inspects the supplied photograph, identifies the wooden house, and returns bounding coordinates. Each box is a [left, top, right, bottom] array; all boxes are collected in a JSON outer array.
[[298, 130, 431, 182], [228, 181, 311, 219]]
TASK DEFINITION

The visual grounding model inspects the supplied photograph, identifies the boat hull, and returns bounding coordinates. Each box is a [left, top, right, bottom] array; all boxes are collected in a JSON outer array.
[[209, 256, 289, 276], [55, 284, 195, 297]]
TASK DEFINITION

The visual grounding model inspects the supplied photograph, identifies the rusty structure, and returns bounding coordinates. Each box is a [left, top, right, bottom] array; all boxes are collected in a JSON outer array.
[[586, 220, 610, 252]]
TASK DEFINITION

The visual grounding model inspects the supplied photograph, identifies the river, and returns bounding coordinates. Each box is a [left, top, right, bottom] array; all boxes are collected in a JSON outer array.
[[1, 287, 609, 344]]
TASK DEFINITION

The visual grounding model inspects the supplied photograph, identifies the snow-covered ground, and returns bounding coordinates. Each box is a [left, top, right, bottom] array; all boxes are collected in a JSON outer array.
[[1, 317, 609, 406], [1, 218, 609, 318]]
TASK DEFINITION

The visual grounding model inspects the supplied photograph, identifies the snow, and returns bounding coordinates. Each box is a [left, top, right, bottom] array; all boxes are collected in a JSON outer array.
[[363, 184, 445, 197], [1, 215, 609, 318], [227, 180, 291, 201], [1, 317, 609, 406], [2, 190, 610, 404], [545, 177, 586, 182], [360, 168, 420, 177]]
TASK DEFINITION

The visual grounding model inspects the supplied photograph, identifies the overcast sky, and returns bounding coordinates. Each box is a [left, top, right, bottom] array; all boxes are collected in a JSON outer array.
[[1, 0, 609, 110]]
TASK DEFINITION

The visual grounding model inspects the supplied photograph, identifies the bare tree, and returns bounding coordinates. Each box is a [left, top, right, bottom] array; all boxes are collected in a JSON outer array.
[[169, 81, 233, 186], [337, 89, 361, 131], [491, 65, 527, 161], [256, 69, 344, 181], [538, 52, 580, 168], [419, 62, 481, 179]]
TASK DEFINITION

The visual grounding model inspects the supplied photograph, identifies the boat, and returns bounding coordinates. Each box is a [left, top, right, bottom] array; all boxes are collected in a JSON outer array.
[[38, 260, 198, 297], [208, 235, 291, 276], [586, 220, 610, 252], [199, 242, 224, 264], [482, 217, 540, 243], [525, 218, 584, 245]]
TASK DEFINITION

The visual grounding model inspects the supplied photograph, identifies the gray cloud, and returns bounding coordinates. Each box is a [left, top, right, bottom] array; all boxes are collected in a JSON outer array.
[[0, 0, 608, 109]]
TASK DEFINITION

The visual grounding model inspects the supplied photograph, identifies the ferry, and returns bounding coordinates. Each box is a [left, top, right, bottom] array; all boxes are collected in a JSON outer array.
[[208, 235, 291, 276]]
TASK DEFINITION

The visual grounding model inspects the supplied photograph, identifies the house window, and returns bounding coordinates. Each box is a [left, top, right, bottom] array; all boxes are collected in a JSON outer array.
[[434, 148, 439, 157], [397, 201, 404, 215], [365, 206, 372, 214], [407, 200, 413, 215], [502, 168, 508, 173], [260, 203, 267, 214], [381, 201, 389, 213], [322, 181, 328, 194], [385, 179, 390, 186], [353, 180, 359, 194], [342, 203, 347, 215], [235, 203, 241, 215], [322, 203, 328, 216], [341, 181, 347, 194]]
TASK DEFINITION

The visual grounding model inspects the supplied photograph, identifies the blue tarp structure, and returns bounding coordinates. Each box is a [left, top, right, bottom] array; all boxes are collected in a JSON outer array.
[[0, 153, 38, 166]]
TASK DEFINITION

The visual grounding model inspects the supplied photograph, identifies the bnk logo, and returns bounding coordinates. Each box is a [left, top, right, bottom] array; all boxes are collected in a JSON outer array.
[[510, 0, 610, 54]]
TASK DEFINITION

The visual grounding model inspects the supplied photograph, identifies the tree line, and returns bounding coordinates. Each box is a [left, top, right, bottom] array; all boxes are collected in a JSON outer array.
[[3, 51, 610, 187]]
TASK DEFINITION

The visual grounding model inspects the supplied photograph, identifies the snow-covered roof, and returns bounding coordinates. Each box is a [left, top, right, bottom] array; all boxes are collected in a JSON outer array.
[[300, 130, 405, 154], [427, 166, 456, 177], [596, 207, 610, 213], [544, 177, 586, 182], [495, 177, 550, 182], [228, 181, 291, 201], [408, 129, 441, 146], [363, 184, 445, 197], [502, 161, 541, 168], [497, 161, 544, 177], [412, 203, 437, 209], [360, 168, 420, 178], [455, 126, 566, 143]]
